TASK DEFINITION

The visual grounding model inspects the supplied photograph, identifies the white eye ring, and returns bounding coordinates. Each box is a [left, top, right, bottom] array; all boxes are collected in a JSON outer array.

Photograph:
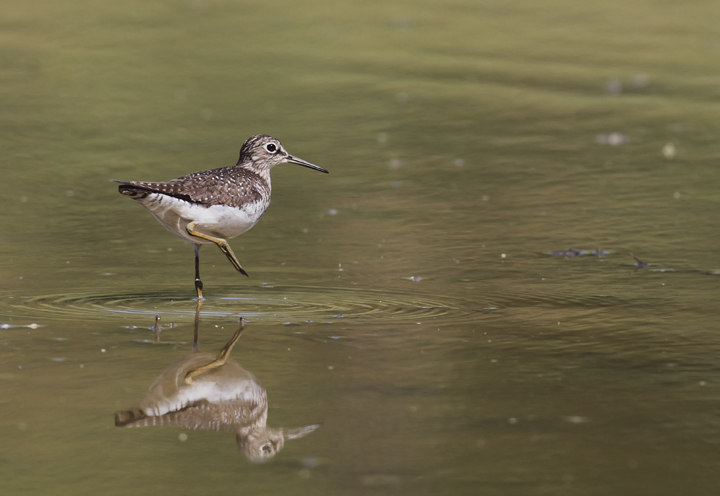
[[265, 143, 277, 153]]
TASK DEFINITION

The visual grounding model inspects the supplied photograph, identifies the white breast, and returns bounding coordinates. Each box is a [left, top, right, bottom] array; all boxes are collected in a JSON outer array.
[[136, 193, 269, 244]]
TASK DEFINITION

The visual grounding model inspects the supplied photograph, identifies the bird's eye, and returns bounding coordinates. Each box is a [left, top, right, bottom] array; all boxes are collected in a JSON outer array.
[[265, 143, 277, 153]]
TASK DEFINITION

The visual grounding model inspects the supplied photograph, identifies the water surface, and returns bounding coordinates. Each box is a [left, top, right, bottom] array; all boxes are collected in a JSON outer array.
[[2, 1, 720, 494]]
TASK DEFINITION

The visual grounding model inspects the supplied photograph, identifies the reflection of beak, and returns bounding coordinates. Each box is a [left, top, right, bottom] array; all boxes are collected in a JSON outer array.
[[287, 155, 329, 173], [284, 423, 322, 440]]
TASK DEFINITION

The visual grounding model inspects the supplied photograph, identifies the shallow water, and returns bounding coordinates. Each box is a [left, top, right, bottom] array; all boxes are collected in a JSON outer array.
[[2, 0, 720, 494]]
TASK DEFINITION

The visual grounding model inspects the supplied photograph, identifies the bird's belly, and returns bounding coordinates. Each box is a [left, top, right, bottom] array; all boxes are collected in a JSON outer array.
[[137, 194, 266, 244], [195, 203, 265, 239]]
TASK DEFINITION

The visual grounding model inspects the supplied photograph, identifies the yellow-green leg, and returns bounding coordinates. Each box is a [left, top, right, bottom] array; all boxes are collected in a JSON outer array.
[[185, 318, 246, 384], [192, 299, 202, 352], [193, 244, 204, 300], [186, 221, 249, 277]]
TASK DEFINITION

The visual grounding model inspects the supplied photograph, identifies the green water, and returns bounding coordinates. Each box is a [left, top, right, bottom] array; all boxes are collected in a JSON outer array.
[[2, 0, 720, 494]]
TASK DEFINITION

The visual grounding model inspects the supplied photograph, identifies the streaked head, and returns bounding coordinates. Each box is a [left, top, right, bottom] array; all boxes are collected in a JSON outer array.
[[237, 424, 321, 463], [237, 134, 328, 174]]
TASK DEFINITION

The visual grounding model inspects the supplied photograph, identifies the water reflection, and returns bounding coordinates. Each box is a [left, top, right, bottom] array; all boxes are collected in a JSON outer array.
[[115, 306, 320, 462]]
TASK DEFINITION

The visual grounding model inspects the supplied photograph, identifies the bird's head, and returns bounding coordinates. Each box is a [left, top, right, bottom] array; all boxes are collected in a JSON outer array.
[[237, 134, 328, 174], [237, 424, 321, 463]]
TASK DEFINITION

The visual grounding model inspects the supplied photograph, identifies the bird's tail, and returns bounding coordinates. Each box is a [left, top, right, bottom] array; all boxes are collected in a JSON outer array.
[[112, 179, 151, 199]]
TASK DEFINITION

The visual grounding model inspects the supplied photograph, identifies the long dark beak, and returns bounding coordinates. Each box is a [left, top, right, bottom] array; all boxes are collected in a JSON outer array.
[[287, 155, 329, 173], [284, 424, 322, 440]]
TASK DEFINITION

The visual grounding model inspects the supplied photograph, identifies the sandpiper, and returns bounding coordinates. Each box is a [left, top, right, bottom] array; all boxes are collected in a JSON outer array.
[[115, 317, 320, 462], [113, 134, 328, 299]]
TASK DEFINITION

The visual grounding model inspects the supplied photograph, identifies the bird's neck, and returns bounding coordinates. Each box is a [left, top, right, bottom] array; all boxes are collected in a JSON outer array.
[[236, 164, 272, 190]]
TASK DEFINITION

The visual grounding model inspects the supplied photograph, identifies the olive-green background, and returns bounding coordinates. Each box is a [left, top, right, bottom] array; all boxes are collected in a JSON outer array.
[[1, 1, 719, 494]]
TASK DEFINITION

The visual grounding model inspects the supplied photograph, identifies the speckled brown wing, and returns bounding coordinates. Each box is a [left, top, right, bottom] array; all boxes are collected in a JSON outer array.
[[113, 166, 269, 209], [114, 397, 266, 430]]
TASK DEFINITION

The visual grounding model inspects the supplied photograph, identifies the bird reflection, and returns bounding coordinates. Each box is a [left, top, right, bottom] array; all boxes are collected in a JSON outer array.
[[115, 305, 320, 462]]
